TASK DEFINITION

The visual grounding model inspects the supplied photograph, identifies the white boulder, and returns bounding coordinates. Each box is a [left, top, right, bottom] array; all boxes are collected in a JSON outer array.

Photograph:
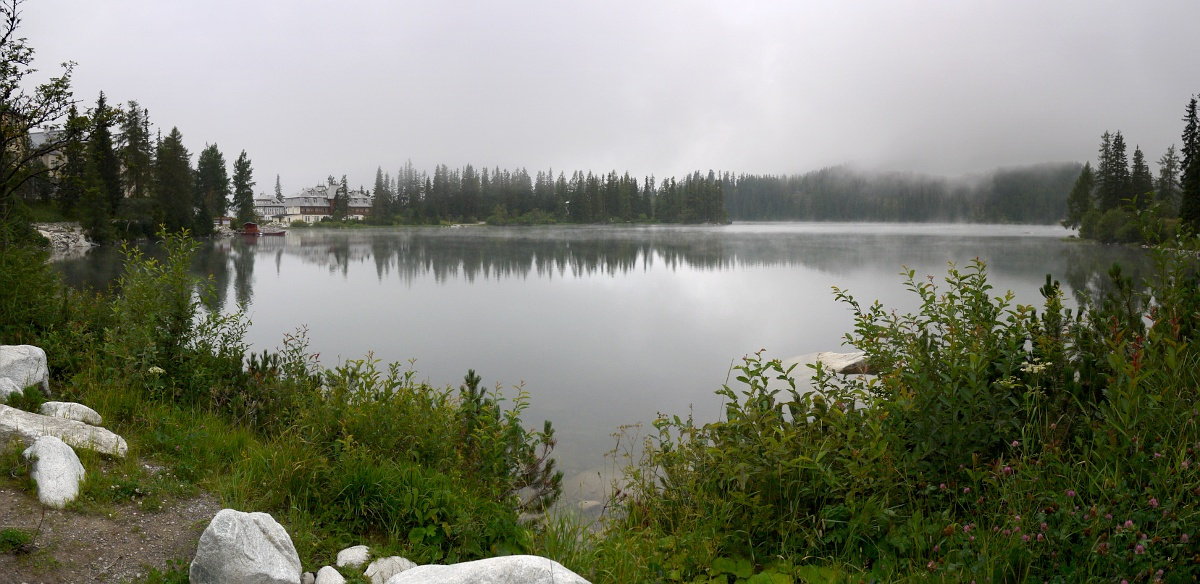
[[189, 509, 303, 584], [0, 404, 127, 457], [815, 351, 877, 375], [0, 377, 22, 401], [364, 556, 417, 584], [22, 435, 85, 508], [40, 401, 103, 425], [316, 566, 346, 584], [385, 556, 590, 584], [336, 544, 370, 568], [0, 345, 50, 396]]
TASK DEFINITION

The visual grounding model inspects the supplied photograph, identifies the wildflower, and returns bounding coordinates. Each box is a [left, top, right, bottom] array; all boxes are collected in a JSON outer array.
[[933, 545, 940, 552], [1066, 489, 1076, 497], [1183, 460, 1190, 469], [1105, 514, 1112, 520], [1003, 465, 1013, 475], [939, 483, 946, 490], [1134, 544, 1145, 555], [1149, 497, 1159, 508], [1125, 520, 1134, 528], [148, 366, 166, 375], [1012, 440, 1020, 447], [964, 487, 971, 494], [963, 525, 971, 533], [1154, 452, 1162, 458], [1182, 533, 1189, 543], [1037, 533, 1044, 541], [1022, 534, 1030, 542], [1040, 522, 1047, 531]]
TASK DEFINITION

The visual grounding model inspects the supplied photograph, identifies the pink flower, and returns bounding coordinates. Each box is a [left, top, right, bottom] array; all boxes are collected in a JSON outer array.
[[933, 544, 940, 552], [1040, 522, 1048, 531], [963, 525, 971, 533], [1022, 534, 1030, 542], [1003, 466, 1013, 475], [1012, 440, 1019, 447], [1105, 514, 1112, 520], [1037, 533, 1044, 541], [1135, 544, 1145, 555], [964, 487, 971, 494], [1125, 519, 1134, 528], [1182, 533, 1189, 543], [939, 483, 946, 490], [1149, 497, 1159, 508], [1066, 489, 1076, 497]]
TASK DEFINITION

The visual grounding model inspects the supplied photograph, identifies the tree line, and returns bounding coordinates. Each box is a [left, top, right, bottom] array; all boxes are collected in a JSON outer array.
[[1064, 93, 1200, 242], [363, 163, 727, 225], [40, 93, 258, 241]]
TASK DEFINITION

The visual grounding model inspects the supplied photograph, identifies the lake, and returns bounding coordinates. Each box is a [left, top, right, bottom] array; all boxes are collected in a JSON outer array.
[[55, 223, 1149, 503]]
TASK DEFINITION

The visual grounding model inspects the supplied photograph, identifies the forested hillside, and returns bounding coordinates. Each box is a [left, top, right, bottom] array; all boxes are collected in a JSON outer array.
[[723, 162, 1081, 223]]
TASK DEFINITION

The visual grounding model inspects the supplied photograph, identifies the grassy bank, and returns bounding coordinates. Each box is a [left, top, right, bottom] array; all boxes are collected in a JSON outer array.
[[4, 230, 1200, 582]]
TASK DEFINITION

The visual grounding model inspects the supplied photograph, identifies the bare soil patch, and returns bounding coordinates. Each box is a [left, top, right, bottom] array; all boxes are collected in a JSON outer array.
[[0, 484, 220, 583]]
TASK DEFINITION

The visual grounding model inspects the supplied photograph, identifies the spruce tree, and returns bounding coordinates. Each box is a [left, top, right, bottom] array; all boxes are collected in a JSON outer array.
[[195, 144, 230, 220], [371, 166, 390, 222], [1065, 162, 1094, 229], [231, 151, 255, 225], [56, 106, 88, 218], [1129, 146, 1153, 210], [1181, 96, 1200, 232], [117, 101, 153, 200], [88, 92, 123, 216], [154, 127, 194, 234], [1156, 145, 1180, 215], [274, 174, 282, 200]]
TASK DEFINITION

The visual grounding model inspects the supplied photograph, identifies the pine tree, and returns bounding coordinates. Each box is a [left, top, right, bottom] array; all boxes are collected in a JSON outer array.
[[88, 92, 123, 216], [332, 175, 349, 220], [274, 174, 282, 200], [1181, 96, 1200, 232], [56, 106, 88, 218], [1156, 145, 1181, 215], [1065, 162, 1094, 229], [154, 127, 194, 234], [371, 166, 390, 223], [195, 144, 230, 220], [1129, 146, 1153, 210], [117, 100, 153, 199], [231, 150, 255, 225]]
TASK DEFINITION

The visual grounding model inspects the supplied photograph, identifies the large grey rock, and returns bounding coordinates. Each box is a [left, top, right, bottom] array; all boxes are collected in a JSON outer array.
[[0, 377, 22, 401], [385, 556, 590, 584], [190, 509, 302, 584], [336, 544, 369, 568], [0, 404, 127, 457], [0, 345, 49, 396], [22, 435, 85, 508], [815, 351, 877, 375], [316, 566, 346, 584], [40, 401, 103, 426], [364, 556, 417, 584]]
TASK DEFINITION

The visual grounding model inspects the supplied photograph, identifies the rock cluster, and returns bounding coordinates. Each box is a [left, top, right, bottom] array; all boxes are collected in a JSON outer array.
[[1, 344, 128, 508], [192, 509, 592, 584], [34, 221, 95, 257]]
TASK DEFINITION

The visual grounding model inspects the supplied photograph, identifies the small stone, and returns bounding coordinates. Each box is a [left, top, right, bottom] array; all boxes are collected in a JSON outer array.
[[302, 572, 316, 584], [336, 545, 369, 568], [316, 566, 346, 584], [364, 556, 417, 584]]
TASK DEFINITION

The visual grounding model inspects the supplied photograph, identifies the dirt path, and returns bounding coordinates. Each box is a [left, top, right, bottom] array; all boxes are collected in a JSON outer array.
[[0, 485, 221, 583]]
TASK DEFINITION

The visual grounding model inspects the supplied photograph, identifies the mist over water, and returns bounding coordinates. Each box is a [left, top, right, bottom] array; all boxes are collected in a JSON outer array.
[[56, 223, 1149, 502]]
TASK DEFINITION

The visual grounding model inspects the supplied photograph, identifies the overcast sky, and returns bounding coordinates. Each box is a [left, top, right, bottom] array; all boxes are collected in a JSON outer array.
[[22, 0, 1200, 195]]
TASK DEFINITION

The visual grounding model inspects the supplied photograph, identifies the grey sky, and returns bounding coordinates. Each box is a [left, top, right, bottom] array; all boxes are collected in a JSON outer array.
[[23, 0, 1200, 195]]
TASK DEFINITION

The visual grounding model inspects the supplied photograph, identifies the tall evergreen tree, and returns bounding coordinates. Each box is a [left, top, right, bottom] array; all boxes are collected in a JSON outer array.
[[154, 127, 194, 233], [1129, 146, 1153, 210], [332, 175, 349, 220], [1157, 145, 1181, 215], [371, 166, 390, 222], [274, 174, 282, 200], [88, 92, 123, 215], [55, 105, 88, 218], [231, 150, 255, 225], [1180, 96, 1200, 232], [117, 100, 153, 199], [195, 144, 230, 222], [1065, 162, 1094, 229]]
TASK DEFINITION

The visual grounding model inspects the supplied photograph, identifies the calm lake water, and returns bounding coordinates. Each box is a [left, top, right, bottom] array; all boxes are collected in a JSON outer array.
[[56, 223, 1149, 502]]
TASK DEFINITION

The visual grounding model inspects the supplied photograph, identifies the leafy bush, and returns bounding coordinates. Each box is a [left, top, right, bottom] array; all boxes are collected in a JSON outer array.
[[601, 251, 1200, 582]]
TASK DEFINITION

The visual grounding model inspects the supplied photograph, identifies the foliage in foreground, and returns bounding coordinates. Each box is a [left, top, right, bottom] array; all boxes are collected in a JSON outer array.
[[2, 231, 562, 566], [590, 245, 1200, 582]]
